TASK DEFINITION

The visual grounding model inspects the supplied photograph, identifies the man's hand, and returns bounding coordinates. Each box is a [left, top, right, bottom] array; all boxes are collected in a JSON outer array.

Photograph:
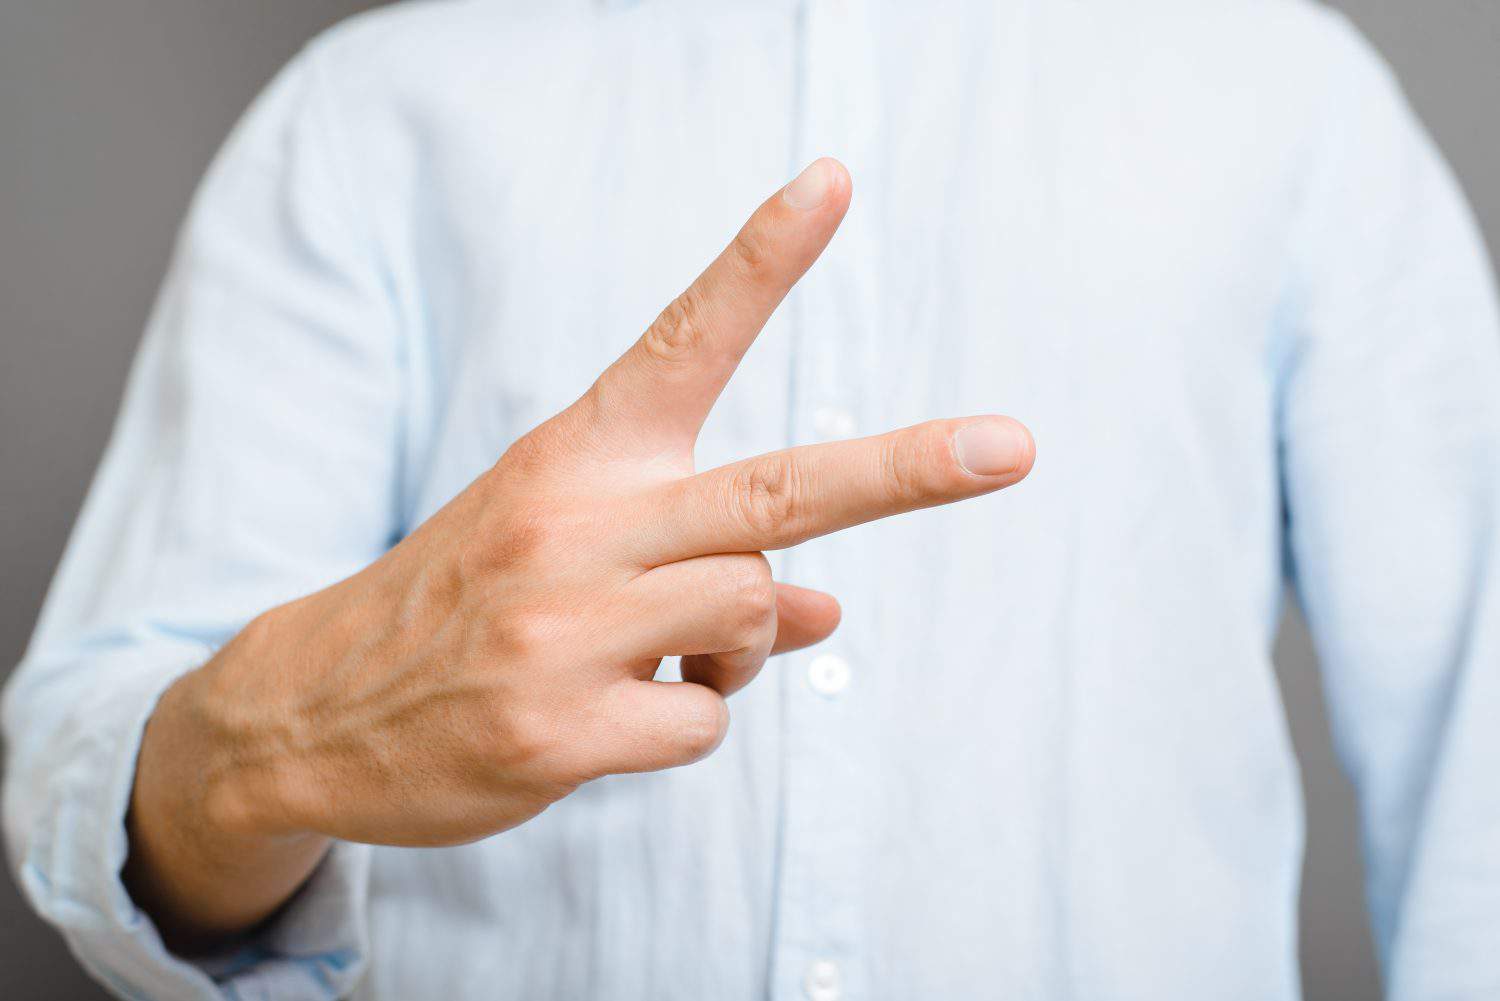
[[124, 159, 1035, 945]]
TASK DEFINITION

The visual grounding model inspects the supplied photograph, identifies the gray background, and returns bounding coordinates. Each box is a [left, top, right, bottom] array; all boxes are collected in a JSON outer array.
[[0, 2, 1495, 998]]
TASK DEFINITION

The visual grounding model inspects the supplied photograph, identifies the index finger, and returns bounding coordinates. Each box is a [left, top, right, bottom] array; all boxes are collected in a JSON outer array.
[[582, 158, 852, 451], [631, 416, 1036, 565]]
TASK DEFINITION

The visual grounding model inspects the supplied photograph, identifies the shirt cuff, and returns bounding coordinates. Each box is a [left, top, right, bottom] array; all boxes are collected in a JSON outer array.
[[9, 640, 371, 1001]]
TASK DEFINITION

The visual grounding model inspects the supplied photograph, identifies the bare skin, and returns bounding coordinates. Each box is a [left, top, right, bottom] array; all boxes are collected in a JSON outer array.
[[124, 159, 1036, 951]]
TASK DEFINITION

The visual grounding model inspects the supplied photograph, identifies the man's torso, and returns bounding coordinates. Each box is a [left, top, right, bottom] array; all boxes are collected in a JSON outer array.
[[308, 2, 1339, 997]]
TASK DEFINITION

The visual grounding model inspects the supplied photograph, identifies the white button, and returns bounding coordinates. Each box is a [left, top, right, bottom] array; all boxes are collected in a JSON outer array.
[[812, 405, 857, 440], [807, 654, 851, 696], [803, 959, 842, 1001]]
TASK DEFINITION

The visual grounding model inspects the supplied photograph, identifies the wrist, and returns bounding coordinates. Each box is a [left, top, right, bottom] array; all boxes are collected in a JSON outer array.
[[126, 624, 332, 946], [171, 612, 318, 841]]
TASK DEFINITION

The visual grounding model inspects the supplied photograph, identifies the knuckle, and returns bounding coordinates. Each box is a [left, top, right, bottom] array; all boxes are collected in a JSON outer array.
[[477, 500, 588, 576], [728, 458, 803, 542], [879, 426, 948, 507], [728, 226, 771, 279], [721, 555, 776, 633], [676, 696, 729, 761], [489, 704, 563, 770], [488, 608, 556, 664], [234, 606, 285, 656], [499, 406, 601, 475], [483, 512, 552, 572], [497, 427, 550, 474], [640, 290, 707, 367]]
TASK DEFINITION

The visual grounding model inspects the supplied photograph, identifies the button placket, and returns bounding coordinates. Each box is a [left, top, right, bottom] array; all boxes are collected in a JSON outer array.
[[770, 2, 882, 999]]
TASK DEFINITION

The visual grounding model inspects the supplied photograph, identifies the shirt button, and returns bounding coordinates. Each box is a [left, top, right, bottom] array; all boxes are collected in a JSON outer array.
[[807, 654, 851, 697], [812, 404, 857, 440], [803, 959, 842, 1001]]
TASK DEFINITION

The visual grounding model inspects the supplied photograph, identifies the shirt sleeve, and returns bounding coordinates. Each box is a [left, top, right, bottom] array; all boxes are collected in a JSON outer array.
[[1276, 15, 1500, 999], [2, 38, 401, 1001]]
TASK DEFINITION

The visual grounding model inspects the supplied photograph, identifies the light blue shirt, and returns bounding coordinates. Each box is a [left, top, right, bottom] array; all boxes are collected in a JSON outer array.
[[6, 2, 1500, 999]]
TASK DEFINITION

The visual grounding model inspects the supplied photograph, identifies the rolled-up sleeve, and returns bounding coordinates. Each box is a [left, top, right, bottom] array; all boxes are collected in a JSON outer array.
[[3, 36, 401, 1001], [1277, 14, 1500, 999]]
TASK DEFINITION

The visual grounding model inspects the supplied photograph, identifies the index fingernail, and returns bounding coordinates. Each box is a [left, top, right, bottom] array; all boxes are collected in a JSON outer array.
[[954, 420, 1031, 476], [782, 159, 832, 210]]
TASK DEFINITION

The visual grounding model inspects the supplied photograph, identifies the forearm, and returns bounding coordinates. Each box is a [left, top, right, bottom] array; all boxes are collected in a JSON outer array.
[[123, 653, 329, 954]]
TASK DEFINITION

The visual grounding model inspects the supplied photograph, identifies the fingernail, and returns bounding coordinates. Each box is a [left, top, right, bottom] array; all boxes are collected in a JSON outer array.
[[782, 159, 832, 210], [954, 420, 1030, 476]]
